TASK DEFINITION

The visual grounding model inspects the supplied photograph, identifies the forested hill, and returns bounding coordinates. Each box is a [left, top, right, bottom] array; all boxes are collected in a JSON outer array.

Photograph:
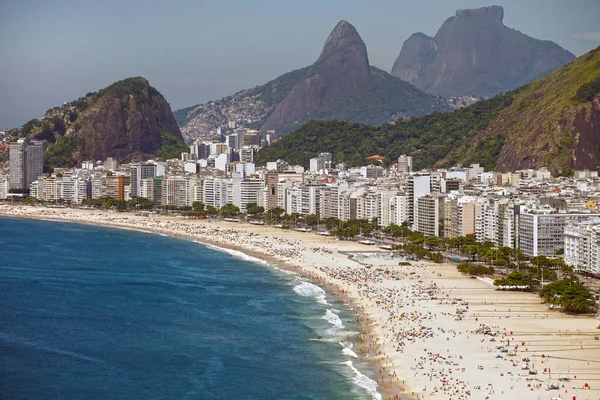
[[257, 45, 600, 174], [255, 92, 515, 171]]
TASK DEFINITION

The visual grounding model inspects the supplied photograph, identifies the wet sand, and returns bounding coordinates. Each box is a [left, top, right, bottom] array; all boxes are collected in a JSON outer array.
[[2, 205, 599, 400]]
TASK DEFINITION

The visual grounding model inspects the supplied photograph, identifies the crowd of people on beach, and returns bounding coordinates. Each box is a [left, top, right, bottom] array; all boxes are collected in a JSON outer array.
[[3, 206, 599, 400]]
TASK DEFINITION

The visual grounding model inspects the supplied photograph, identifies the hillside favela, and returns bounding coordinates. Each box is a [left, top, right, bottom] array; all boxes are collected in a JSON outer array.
[[1, 3, 600, 400]]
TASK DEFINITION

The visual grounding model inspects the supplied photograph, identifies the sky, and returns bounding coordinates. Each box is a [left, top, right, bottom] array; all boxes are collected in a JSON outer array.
[[1, 0, 599, 130]]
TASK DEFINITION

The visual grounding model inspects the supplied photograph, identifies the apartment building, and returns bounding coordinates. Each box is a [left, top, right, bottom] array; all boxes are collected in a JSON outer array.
[[518, 208, 600, 256], [564, 218, 600, 274]]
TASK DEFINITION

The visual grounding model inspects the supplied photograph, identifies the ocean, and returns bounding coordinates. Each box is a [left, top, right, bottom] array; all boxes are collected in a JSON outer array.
[[0, 217, 382, 400]]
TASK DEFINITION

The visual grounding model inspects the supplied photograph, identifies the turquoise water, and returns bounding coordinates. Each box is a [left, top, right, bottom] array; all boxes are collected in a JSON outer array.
[[0, 217, 381, 399]]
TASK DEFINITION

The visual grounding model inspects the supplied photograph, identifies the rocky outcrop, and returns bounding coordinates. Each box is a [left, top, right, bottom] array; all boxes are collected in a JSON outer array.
[[69, 78, 183, 162], [21, 77, 185, 166], [261, 21, 371, 131], [453, 46, 600, 173], [391, 6, 575, 97], [177, 20, 449, 139]]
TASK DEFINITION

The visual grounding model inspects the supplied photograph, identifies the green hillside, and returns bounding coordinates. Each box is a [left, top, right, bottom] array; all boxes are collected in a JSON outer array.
[[255, 91, 515, 170], [257, 46, 600, 173]]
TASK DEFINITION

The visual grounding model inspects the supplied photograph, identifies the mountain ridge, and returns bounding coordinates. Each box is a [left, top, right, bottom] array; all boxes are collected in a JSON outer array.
[[176, 20, 450, 141], [257, 45, 600, 174], [391, 6, 575, 97]]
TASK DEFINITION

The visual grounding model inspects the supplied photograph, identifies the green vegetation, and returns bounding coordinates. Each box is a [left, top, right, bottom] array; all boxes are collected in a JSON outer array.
[[93, 77, 157, 107], [331, 219, 374, 239], [456, 263, 495, 276], [272, 67, 451, 134], [573, 73, 600, 102], [539, 276, 596, 313], [44, 136, 85, 169], [219, 203, 240, 217], [256, 90, 515, 170], [257, 45, 600, 172], [155, 129, 189, 160], [82, 196, 154, 211], [494, 271, 534, 289]]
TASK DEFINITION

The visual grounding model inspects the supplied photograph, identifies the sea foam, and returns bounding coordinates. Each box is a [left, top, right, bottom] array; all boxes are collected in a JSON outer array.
[[196, 240, 269, 265], [323, 309, 344, 329], [342, 360, 382, 400], [293, 281, 329, 304]]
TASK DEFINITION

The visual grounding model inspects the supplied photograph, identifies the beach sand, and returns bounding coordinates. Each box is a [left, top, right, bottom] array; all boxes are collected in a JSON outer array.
[[2, 205, 599, 400]]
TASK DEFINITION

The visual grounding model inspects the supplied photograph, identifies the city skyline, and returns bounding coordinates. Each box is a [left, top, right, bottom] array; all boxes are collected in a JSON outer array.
[[2, 0, 600, 130]]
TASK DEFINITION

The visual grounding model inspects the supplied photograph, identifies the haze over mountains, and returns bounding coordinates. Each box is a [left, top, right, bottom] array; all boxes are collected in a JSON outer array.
[[176, 7, 577, 141], [2, 6, 592, 171], [257, 45, 600, 174], [391, 6, 575, 97], [176, 20, 450, 141]]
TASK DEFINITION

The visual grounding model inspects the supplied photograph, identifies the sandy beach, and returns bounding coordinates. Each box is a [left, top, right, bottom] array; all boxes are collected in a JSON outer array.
[[2, 205, 600, 400]]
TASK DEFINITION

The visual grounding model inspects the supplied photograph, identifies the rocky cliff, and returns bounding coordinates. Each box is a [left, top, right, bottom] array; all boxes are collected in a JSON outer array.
[[260, 21, 370, 131], [258, 46, 600, 174], [456, 46, 600, 173], [15, 77, 186, 167], [391, 6, 575, 97], [176, 21, 449, 140]]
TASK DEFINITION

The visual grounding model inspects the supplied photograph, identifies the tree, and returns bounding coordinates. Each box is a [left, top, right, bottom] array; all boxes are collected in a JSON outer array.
[[494, 271, 533, 289], [407, 231, 424, 245], [424, 235, 442, 250], [430, 252, 443, 263], [304, 214, 319, 226], [219, 203, 240, 217], [334, 225, 359, 240], [269, 207, 285, 218], [540, 276, 595, 313], [383, 224, 411, 238], [192, 201, 205, 212], [206, 205, 218, 215], [461, 244, 479, 261], [247, 203, 265, 215], [323, 217, 341, 230], [457, 263, 494, 276]]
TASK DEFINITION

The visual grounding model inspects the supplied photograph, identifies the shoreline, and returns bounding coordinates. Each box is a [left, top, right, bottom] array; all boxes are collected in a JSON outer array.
[[0, 208, 407, 400], [2, 205, 600, 400]]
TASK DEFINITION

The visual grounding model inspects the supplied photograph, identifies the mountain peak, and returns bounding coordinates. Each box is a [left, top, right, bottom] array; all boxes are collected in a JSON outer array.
[[391, 6, 574, 97], [317, 20, 367, 62], [455, 5, 504, 23]]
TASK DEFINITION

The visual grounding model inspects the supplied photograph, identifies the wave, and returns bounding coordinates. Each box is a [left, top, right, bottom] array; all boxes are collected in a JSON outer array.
[[194, 240, 269, 265], [342, 360, 382, 400], [293, 281, 329, 305], [323, 309, 344, 329], [341, 346, 358, 358]]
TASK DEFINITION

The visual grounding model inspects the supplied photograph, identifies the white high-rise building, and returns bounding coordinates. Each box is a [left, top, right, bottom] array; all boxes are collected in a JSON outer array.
[[130, 163, 157, 198], [408, 174, 432, 228], [416, 194, 445, 237], [397, 155, 413, 174], [91, 175, 106, 199], [390, 194, 410, 226], [9, 138, 44, 195], [564, 218, 600, 274], [518, 209, 600, 257], [203, 178, 229, 209], [0, 175, 8, 199]]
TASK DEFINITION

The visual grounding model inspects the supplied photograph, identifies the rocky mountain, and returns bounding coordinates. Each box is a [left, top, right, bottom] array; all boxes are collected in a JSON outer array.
[[391, 6, 575, 97], [257, 45, 600, 175], [9, 77, 187, 168], [176, 20, 450, 141]]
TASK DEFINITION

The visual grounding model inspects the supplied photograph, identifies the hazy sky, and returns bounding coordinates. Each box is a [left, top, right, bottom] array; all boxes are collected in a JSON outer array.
[[1, 0, 599, 130]]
